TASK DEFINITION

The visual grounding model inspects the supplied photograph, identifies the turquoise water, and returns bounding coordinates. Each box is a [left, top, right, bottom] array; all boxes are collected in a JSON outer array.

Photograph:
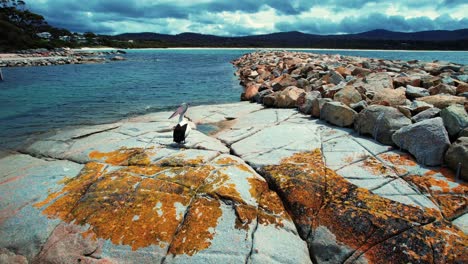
[[1, 49, 467, 150]]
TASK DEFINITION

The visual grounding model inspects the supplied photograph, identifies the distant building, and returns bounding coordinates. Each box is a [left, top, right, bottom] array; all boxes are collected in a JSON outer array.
[[36, 32, 52, 39], [128, 40, 134, 43], [59, 35, 71, 42], [73, 35, 87, 43]]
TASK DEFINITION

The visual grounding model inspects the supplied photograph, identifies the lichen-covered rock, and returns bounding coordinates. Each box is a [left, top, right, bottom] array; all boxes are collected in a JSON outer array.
[[392, 117, 450, 166], [6, 149, 310, 263], [261, 150, 467, 264], [297, 91, 321, 114], [333, 86, 362, 106], [263, 86, 303, 108], [445, 137, 468, 181], [440, 104, 468, 137], [320, 102, 357, 127], [416, 94, 466, 109], [355, 105, 412, 145]]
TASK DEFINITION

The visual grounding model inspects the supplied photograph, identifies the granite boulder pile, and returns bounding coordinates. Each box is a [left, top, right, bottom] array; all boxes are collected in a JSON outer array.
[[233, 51, 468, 176]]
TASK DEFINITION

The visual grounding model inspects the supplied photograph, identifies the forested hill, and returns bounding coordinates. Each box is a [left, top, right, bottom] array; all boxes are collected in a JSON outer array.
[[115, 29, 468, 50]]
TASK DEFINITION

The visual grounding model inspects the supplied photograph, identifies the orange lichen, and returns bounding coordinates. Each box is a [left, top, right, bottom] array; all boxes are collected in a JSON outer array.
[[89, 148, 151, 166], [380, 153, 417, 166], [34, 162, 105, 215], [35, 148, 289, 255], [169, 197, 222, 256], [235, 204, 258, 230], [262, 149, 467, 263], [158, 165, 215, 191], [215, 157, 240, 166], [407, 170, 467, 219], [362, 157, 389, 175]]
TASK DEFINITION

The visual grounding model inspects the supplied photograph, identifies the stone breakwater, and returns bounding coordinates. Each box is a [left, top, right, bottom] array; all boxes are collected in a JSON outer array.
[[233, 51, 468, 180], [0, 102, 467, 263], [0, 48, 126, 67]]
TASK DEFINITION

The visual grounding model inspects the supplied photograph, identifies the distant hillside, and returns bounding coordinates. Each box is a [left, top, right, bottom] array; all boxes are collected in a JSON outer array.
[[115, 29, 468, 50]]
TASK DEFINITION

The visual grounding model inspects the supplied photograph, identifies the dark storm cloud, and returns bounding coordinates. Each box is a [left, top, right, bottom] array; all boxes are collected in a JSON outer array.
[[25, 0, 468, 35], [276, 13, 468, 34]]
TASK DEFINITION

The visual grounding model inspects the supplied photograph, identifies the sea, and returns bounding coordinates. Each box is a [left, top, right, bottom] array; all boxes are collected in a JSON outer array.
[[1, 48, 467, 150]]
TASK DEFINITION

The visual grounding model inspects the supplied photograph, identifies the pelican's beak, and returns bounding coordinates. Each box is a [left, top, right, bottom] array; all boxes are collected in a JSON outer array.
[[169, 105, 184, 119]]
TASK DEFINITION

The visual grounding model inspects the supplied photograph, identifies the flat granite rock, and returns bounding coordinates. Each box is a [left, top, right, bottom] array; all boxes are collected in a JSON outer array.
[[216, 108, 298, 145], [231, 122, 322, 168], [0, 155, 84, 260], [261, 150, 467, 264], [2, 103, 467, 264], [186, 102, 264, 124], [1, 147, 310, 263]]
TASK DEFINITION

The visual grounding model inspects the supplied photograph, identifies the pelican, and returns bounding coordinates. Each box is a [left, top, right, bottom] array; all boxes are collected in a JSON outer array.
[[169, 103, 191, 144]]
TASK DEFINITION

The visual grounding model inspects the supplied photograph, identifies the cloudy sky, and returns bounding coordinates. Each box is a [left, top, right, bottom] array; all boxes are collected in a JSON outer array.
[[27, 0, 468, 36]]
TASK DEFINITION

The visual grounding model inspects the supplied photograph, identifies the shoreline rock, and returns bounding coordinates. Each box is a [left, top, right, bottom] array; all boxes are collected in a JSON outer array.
[[0, 48, 126, 67], [233, 51, 467, 167], [1, 101, 467, 263]]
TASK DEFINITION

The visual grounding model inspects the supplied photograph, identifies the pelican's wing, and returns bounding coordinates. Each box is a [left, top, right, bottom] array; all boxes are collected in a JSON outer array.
[[185, 124, 191, 139]]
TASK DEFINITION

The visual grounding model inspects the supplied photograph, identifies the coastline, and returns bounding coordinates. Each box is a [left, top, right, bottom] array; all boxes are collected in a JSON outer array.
[[78, 46, 468, 52], [0, 48, 126, 67]]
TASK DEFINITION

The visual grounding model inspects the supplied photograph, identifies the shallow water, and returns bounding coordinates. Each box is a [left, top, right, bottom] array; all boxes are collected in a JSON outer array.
[[1, 48, 467, 150]]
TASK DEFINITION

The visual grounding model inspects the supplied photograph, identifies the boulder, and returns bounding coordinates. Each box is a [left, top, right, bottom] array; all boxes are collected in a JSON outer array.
[[407, 101, 434, 115], [254, 89, 273, 104], [354, 72, 393, 93], [416, 95, 466, 109], [272, 74, 297, 91], [372, 88, 406, 106], [320, 102, 357, 127], [406, 85, 429, 99], [460, 128, 468, 137], [428, 83, 456, 95], [312, 98, 332, 118], [355, 105, 412, 145], [328, 70, 345, 85], [421, 76, 441, 88], [297, 91, 321, 114], [296, 78, 309, 88], [392, 117, 450, 166], [393, 76, 421, 87], [241, 84, 259, 101], [263, 93, 277, 107], [350, 100, 368, 112], [351, 67, 372, 76], [411, 108, 441, 123], [333, 86, 362, 106], [335, 66, 352, 77], [263, 86, 303, 108], [445, 137, 468, 181], [456, 83, 468, 95], [440, 104, 468, 137]]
